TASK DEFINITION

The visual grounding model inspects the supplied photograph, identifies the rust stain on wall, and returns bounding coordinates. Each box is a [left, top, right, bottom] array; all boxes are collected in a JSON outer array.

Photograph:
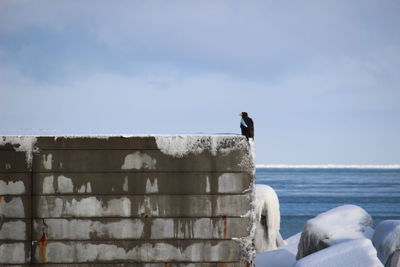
[[222, 216, 228, 238], [39, 232, 47, 263]]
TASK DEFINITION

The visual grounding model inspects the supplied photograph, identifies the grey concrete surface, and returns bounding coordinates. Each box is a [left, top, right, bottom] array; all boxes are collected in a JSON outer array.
[[0, 150, 29, 172], [32, 217, 250, 240], [33, 172, 251, 195], [0, 136, 255, 265], [31, 240, 240, 263], [32, 150, 249, 172], [33, 195, 251, 218]]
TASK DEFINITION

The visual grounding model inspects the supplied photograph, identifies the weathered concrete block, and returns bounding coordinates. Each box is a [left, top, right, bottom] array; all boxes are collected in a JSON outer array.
[[39, 264, 246, 267], [32, 217, 250, 240], [0, 242, 29, 264], [33, 149, 250, 172], [0, 150, 29, 172], [1, 135, 255, 265], [0, 219, 30, 240], [34, 195, 251, 218], [36, 136, 161, 150], [33, 172, 251, 195], [36, 135, 248, 151], [32, 240, 241, 263]]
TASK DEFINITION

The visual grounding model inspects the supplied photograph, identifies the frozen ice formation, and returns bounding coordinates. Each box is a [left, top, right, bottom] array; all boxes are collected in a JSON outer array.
[[254, 184, 284, 252], [372, 220, 400, 266], [296, 204, 374, 259], [154, 135, 249, 157]]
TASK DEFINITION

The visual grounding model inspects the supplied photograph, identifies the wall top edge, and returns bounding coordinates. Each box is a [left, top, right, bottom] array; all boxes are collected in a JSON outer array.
[[0, 134, 242, 137]]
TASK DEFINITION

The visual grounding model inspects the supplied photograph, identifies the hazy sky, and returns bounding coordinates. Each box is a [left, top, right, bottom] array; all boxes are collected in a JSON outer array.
[[1, 0, 399, 164]]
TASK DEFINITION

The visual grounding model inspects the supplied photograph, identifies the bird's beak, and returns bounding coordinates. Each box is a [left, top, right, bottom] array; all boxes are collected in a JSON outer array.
[[239, 113, 243, 116]]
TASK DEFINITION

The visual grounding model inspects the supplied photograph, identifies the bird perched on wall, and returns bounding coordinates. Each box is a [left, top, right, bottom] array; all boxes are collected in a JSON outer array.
[[240, 112, 254, 141]]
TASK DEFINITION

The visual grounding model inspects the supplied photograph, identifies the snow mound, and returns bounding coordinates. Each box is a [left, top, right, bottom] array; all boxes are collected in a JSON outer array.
[[372, 220, 400, 266], [294, 238, 383, 267], [254, 184, 284, 252], [297, 204, 373, 259], [255, 232, 301, 267]]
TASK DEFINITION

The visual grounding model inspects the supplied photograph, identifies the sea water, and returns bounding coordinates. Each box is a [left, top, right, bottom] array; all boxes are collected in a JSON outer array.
[[256, 167, 400, 239]]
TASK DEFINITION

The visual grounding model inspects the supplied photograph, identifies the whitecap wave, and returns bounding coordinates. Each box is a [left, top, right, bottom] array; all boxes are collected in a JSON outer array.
[[256, 164, 400, 169]]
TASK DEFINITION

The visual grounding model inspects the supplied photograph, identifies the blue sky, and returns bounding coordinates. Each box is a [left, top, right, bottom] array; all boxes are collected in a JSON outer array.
[[1, 0, 399, 164]]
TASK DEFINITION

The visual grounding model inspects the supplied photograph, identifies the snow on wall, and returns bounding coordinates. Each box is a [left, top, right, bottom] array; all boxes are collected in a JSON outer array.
[[57, 175, 74, 193], [42, 175, 92, 194], [121, 152, 157, 170], [34, 219, 144, 240], [372, 220, 400, 266], [0, 180, 25, 194], [145, 178, 158, 193], [254, 184, 284, 252], [42, 175, 55, 194], [77, 182, 92, 193], [296, 204, 374, 259], [231, 140, 256, 264], [154, 135, 249, 157], [150, 218, 229, 239], [0, 136, 38, 167], [122, 176, 129, 192], [294, 239, 383, 267], [0, 197, 25, 217], [42, 153, 53, 169], [137, 196, 159, 216], [38, 196, 132, 217]]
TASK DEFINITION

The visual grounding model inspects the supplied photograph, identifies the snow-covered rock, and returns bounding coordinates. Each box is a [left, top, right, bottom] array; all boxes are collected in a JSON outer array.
[[296, 205, 374, 259], [254, 184, 284, 252], [372, 220, 400, 267], [255, 232, 300, 267], [294, 238, 383, 267], [387, 251, 400, 267]]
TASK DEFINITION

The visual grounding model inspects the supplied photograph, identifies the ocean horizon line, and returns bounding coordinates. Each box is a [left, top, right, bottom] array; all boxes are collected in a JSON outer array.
[[256, 164, 400, 169]]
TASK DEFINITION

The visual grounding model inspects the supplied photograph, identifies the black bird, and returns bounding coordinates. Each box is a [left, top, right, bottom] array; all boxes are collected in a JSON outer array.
[[240, 112, 254, 141]]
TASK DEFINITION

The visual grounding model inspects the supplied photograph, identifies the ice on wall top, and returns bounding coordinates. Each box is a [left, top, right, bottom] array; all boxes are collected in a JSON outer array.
[[1, 135, 253, 171], [0, 136, 38, 166], [154, 135, 249, 157]]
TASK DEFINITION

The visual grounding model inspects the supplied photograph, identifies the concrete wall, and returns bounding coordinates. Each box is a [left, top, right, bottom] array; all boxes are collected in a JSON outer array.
[[0, 135, 255, 266]]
